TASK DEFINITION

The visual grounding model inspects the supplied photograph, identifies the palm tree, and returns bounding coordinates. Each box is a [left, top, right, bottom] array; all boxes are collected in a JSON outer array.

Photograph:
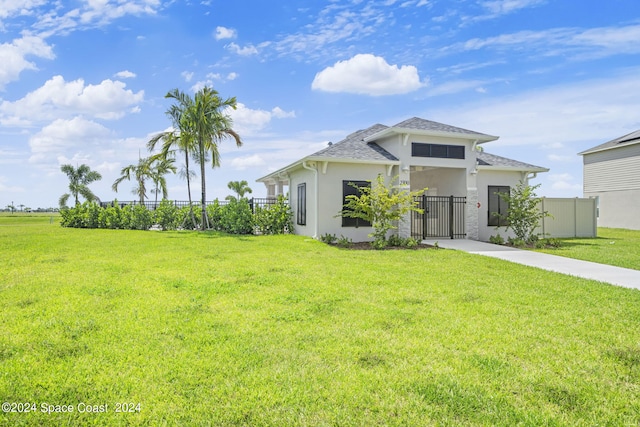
[[183, 86, 242, 229], [112, 157, 153, 204], [149, 89, 199, 228], [59, 164, 102, 208], [226, 180, 252, 201], [148, 156, 177, 205]]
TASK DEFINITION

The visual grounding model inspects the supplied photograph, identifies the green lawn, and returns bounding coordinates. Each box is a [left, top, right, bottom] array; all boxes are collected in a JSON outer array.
[[2, 215, 640, 426], [535, 228, 640, 270]]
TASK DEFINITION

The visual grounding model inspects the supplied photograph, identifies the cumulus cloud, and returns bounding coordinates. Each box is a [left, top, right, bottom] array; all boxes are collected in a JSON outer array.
[[227, 103, 295, 135], [311, 54, 426, 96], [215, 26, 236, 40], [0, 35, 55, 89], [1, 75, 144, 125], [28, 116, 111, 164]]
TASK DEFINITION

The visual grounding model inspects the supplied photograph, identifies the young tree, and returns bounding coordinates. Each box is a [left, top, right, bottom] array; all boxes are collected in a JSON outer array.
[[112, 157, 153, 204], [59, 164, 102, 208], [339, 174, 425, 249], [226, 180, 252, 201], [496, 181, 551, 245]]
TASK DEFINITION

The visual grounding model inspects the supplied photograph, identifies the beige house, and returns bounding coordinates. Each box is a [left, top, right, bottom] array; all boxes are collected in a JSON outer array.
[[579, 130, 640, 230], [257, 117, 548, 242]]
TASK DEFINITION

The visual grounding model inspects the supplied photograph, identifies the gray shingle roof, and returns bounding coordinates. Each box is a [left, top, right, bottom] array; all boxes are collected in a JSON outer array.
[[390, 117, 495, 139], [578, 129, 640, 155], [310, 124, 399, 162], [477, 151, 548, 171]]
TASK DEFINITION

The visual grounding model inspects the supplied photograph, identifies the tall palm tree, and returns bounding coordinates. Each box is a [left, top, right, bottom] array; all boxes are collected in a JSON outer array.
[[150, 89, 199, 228], [59, 164, 102, 208], [185, 86, 242, 230], [226, 180, 252, 201], [112, 157, 153, 204]]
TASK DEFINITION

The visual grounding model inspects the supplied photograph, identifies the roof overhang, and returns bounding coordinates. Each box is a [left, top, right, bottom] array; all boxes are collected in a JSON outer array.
[[363, 126, 499, 143], [256, 156, 400, 183], [477, 165, 549, 173], [578, 138, 640, 156]]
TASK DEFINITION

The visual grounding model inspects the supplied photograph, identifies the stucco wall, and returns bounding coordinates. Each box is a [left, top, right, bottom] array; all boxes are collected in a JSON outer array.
[[476, 169, 527, 241], [288, 166, 316, 237]]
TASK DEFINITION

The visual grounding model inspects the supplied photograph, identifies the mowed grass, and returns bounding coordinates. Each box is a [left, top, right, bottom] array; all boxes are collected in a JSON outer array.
[[535, 228, 640, 270], [2, 215, 640, 426]]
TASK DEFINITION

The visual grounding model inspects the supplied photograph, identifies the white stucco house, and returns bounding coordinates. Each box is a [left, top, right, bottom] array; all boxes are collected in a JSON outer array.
[[257, 117, 548, 242], [579, 129, 640, 230]]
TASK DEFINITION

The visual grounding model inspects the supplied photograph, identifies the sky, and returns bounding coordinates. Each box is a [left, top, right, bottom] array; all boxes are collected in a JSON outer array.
[[1, 0, 640, 210]]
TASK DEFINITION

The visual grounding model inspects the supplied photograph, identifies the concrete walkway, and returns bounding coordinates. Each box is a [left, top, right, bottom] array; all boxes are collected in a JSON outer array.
[[427, 239, 640, 290]]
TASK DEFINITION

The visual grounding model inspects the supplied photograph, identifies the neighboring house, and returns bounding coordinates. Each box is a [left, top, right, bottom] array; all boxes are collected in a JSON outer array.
[[579, 130, 640, 230], [257, 117, 548, 241]]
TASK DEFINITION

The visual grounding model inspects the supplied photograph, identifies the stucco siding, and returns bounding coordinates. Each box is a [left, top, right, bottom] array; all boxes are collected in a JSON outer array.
[[288, 167, 316, 236], [317, 162, 391, 241], [476, 170, 528, 241]]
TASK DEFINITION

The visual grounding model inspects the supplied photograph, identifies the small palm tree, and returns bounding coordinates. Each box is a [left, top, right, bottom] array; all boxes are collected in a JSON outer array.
[[59, 164, 102, 208], [148, 156, 177, 205], [226, 180, 252, 201], [112, 157, 153, 204]]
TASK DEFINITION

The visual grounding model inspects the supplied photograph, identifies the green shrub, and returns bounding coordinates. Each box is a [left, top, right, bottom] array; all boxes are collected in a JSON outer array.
[[337, 235, 352, 248], [320, 233, 337, 244], [154, 199, 179, 230], [254, 196, 293, 235], [489, 234, 505, 245], [404, 237, 419, 248], [129, 204, 153, 230], [219, 198, 253, 234], [206, 200, 224, 231]]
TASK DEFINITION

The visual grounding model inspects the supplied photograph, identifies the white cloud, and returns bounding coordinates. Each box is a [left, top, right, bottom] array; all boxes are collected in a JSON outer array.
[[214, 26, 237, 40], [227, 103, 296, 135], [1, 75, 144, 125], [230, 154, 266, 170], [0, 176, 24, 193], [0, 35, 55, 89], [547, 154, 578, 163], [182, 71, 194, 82], [114, 70, 136, 79], [226, 42, 258, 56], [28, 116, 111, 164], [480, 0, 546, 16], [426, 79, 485, 96], [311, 54, 426, 96], [547, 173, 582, 192]]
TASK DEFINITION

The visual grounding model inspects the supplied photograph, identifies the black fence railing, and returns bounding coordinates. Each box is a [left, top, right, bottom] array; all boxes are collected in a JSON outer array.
[[100, 197, 281, 214], [411, 195, 466, 240]]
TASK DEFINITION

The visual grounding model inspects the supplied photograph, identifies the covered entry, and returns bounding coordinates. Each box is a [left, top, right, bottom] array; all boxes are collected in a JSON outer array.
[[411, 195, 466, 239]]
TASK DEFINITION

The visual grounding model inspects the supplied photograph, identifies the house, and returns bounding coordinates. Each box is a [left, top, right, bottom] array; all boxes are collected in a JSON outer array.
[[257, 117, 548, 242], [579, 130, 640, 230]]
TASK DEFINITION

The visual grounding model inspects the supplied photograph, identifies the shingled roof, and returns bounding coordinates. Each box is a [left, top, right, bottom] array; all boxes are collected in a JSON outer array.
[[477, 151, 548, 172], [364, 117, 498, 142], [308, 124, 399, 162], [578, 129, 640, 155]]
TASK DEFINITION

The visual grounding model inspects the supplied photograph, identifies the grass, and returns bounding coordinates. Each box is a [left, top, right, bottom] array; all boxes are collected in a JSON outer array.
[[2, 214, 640, 425], [534, 228, 640, 270]]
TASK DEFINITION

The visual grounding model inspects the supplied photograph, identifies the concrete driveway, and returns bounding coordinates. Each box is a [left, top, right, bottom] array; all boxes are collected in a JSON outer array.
[[428, 239, 640, 290]]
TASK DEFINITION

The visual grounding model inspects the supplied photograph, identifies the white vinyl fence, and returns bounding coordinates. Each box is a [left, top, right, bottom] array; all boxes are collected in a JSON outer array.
[[537, 197, 597, 238]]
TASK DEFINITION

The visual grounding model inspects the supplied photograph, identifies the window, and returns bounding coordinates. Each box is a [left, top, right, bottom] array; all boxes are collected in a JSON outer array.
[[488, 186, 510, 226], [342, 180, 371, 227], [297, 183, 306, 225], [412, 143, 465, 159]]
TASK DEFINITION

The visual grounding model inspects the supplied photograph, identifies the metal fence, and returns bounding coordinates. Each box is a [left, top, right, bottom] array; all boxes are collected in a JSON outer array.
[[99, 197, 280, 214], [411, 195, 467, 239]]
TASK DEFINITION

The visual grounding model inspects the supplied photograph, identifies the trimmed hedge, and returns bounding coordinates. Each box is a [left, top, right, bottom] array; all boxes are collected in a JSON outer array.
[[60, 199, 292, 235]]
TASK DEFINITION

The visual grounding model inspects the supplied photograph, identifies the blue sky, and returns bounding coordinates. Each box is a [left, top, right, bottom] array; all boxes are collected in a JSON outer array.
[[2, 0, 640, 209]]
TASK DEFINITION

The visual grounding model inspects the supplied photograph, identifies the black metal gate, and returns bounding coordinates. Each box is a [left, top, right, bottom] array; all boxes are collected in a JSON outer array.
[[411, 195, 466, 239]]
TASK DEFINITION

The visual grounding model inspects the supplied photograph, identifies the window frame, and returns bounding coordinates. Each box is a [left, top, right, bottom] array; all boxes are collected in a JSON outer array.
[[488, 185, 510, 227], [297, 183, 306, 226], [411, 143, 465, 159], [342, 180, 372, 227]]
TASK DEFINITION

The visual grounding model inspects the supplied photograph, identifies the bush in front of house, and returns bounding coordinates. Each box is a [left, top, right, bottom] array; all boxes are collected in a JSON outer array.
[[254, 195, 293, 235]]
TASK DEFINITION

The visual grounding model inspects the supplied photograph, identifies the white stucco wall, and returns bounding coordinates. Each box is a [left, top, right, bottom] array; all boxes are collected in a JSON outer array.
[[585, 189, 640, 230], [288, 166, 316, 237], [476, 169, 528, 241]]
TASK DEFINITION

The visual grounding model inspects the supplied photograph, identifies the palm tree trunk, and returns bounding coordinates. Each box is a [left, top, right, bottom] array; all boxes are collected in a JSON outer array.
[[199, 140, 208, 231], [184, 151, 197, 229]]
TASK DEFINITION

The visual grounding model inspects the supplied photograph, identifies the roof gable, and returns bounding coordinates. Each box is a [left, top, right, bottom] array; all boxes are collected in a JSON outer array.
[[309, 124, 399, 162], [364, 117, 498, 143]]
